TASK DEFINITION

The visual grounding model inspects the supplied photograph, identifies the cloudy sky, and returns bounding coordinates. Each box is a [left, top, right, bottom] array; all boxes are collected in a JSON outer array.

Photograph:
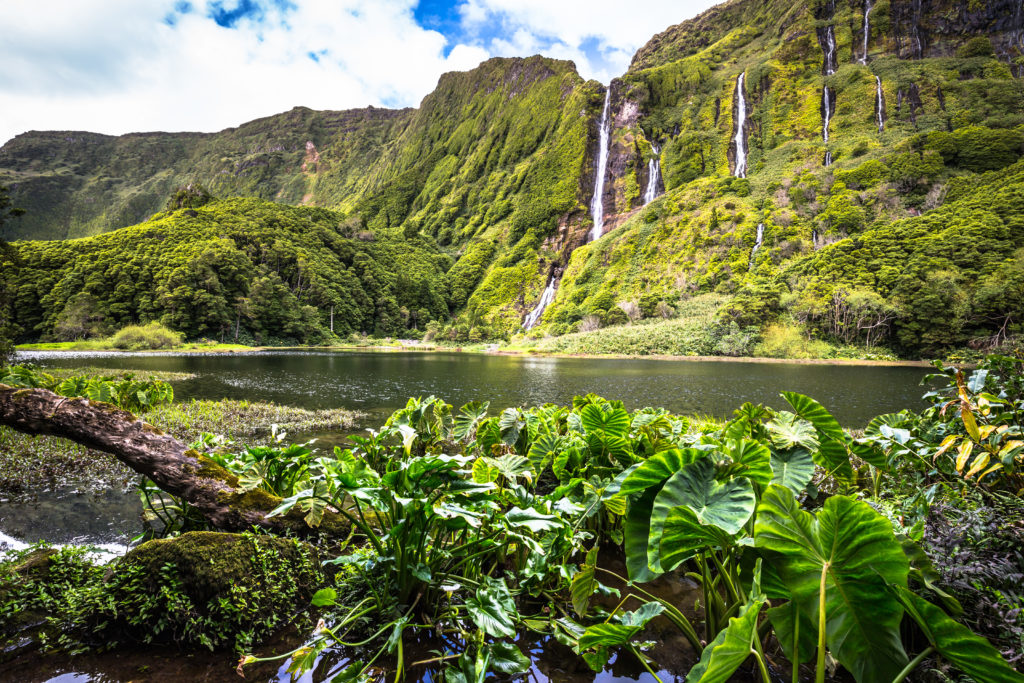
[[0, 0, 718, 144]]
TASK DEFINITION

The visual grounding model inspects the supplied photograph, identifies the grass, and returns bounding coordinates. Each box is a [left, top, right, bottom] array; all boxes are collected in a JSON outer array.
[[40, 366, 198, 382], [147, 399, 361, 443]]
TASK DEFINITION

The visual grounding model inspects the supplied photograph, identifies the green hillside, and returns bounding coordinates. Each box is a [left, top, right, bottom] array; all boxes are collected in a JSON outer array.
[[1, 198, 451, 344], [2, 0, 1023, 356]]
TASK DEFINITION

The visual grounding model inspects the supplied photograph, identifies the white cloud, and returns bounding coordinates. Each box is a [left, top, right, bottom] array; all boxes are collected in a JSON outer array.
[[0, 0, 716, 144]]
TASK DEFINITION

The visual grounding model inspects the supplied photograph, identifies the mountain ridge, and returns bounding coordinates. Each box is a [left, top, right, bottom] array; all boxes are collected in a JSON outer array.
[[3, 0, 1023, 355]]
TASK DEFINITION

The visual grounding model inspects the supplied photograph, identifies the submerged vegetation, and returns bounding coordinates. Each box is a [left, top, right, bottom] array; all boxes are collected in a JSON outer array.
[[3, 355, 1021, 681]]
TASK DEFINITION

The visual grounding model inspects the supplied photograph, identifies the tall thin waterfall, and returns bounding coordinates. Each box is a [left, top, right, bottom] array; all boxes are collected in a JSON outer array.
[[875, 76, 885, 132], [523, 277, 558, 330], [823, 25, 837, 75], [860, 0, 873, 64], [643, 142, 662, 205], [749, 223, 764, 268], [822, 86, 834, 166], [589, 88, 612, 242], [732, 73, 748, 178]]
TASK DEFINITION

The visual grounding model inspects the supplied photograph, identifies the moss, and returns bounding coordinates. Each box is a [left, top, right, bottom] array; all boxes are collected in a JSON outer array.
[[196, 454, 240, 488]]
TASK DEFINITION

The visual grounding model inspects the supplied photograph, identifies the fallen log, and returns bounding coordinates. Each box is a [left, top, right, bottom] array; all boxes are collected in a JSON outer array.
[[0, 385, 347, 536]]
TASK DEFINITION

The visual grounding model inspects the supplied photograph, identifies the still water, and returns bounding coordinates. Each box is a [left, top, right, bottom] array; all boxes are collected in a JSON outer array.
[[19, 349, 930, 427]]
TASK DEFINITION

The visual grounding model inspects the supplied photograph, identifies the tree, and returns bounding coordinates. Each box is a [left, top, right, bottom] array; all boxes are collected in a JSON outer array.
[[0, 184, 25, 367]]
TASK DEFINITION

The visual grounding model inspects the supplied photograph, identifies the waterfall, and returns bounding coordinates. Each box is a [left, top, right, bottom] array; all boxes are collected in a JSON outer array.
[[523, 277, 558, 330], [822, 86, 834, 166], [589, 88, 612, 242], [643, 142, 662, 205], [860, 0, 873, 64], [749, 223, 764, 268], [823, 25, 837, 75], [875, 76, 885, 132], [811, 229, 819, 247], [732, 73, 748, 179]]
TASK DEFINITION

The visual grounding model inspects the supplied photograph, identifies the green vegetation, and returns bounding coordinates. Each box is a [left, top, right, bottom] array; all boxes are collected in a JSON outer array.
[[4, 357, 1024, 680], [0, 532, 321, 653], [108, 322, 183, 350]]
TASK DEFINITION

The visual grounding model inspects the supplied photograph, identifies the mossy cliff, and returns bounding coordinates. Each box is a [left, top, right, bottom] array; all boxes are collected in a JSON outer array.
[[3, 0, 1023, 355]]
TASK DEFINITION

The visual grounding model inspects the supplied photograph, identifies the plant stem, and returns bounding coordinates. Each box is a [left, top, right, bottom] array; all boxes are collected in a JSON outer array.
[[890, 646, 935, 683], [629, 645, 665, 683], [816, 563, 829, 683]]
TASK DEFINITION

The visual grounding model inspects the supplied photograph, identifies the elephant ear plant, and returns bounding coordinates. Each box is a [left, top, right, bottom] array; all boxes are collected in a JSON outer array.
[[223, 391, 1021, 683]]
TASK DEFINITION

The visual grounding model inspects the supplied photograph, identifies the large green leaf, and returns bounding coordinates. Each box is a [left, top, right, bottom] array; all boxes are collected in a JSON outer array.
[[893, 585, 1024, 683], [618, 448, 702, 496], [526, 432, 562, 475], [656, 458, 755, 535], [453, 401, 488, 442], [625, 485, 662, 582], [725, 439, 772, 485], [580, 404, 631, 438], [767, 412, 819, 451], [643, 458, 753, 573], [685, 563, 765, 683], [781, 392, 844, 441], [658, 506, 733, 572], [765, 600, 815, 665], [754, 486, 910, 683], [505, 506, 563, 532], [465, 578, 516, 638], [769, 448, 815, 492]]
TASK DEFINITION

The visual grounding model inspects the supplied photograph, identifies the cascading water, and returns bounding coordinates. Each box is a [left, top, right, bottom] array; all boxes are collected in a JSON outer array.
[[823, 25, 837, 75], [643, 142, 662, 205], [875, 76, 885, 132], [523, 277, 558, 330], [589, 88, 612, 242], [811, 229, 819, 246], [524, 84, 615, 329], [749, 223, 765, 268], [822, 86, 834, 166], [860, 0, 873, 64], [732, 73, 748, 178]]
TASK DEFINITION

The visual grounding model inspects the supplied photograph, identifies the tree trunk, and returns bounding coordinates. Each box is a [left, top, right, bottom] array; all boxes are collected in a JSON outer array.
[[0, 385, 347, 537]]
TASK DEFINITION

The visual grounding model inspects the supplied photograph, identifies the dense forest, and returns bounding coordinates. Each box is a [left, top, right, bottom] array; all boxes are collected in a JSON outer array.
[[2, 0, 1023, 355]]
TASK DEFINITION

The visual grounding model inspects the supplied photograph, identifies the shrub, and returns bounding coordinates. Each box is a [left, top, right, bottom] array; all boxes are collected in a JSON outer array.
[[110, 322, 184, 350], [753, 322, 834, 359]]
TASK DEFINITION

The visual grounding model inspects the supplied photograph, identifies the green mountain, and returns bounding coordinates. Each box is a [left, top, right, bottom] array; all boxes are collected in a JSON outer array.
[[3, 0, 1023, 355]]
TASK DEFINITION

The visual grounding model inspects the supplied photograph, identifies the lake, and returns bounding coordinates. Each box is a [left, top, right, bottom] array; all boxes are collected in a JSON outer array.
[[17, 349, 931, 427]]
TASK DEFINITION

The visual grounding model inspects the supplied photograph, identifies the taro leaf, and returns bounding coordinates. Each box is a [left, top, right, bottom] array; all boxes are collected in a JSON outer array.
[[498, 408, 524, 446], [645, 458, 753, 573], [453, 401, 489, 442], [659, 506, 733, 572], [580, 404, 631, 438], [505, 506, 563, 532], [767, 412, 819, 451], [893, 585, 1024, 683], [769, 448, 816, 493], [602, 462, 641, 500], [625, 485, 663, 582], [814, 436, 854, 482], [578, 602, 663, 649], [847, 438, 889, 468], [967, 369, 989, 394], [726, 439, 773, 485], [619, 448, 704, 496], [864, 412, 907, 437], [411, 563, 431, 582], [657, 458, 755, 535], [527, 432, 562, 475], [571, 547, 598, 617], [685, 562, 765, 683], [471, 457, 499, 484], [488, 641, 531, 675], [310, 587, 337, 607], [765, 600, 815, 665], [754, 485, 909, 683], [781, 392, 844, 441], [466, 578, 516, 638]]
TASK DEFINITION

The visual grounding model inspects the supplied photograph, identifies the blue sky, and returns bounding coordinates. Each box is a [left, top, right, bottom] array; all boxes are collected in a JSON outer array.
[[0, 0, 718, 143]]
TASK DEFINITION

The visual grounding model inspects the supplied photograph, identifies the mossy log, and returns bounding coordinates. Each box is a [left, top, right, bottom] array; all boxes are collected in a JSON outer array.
[[0, 385, 348, 536]]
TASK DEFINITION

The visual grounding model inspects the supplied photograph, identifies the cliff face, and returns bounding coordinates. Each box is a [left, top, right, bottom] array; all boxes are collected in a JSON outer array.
[[3, 0, 1024, 350]]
